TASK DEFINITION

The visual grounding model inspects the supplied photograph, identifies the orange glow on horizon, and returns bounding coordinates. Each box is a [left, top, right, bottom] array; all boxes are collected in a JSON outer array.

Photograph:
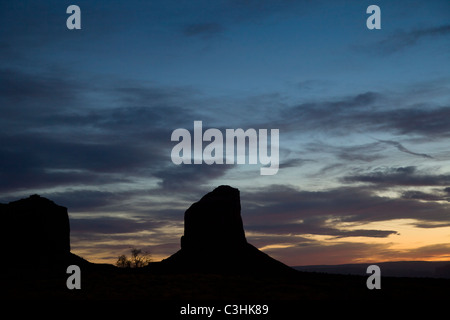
[[70, 219, 450, 266]]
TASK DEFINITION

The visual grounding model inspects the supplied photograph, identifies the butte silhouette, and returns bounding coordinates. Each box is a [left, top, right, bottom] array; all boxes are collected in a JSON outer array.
[[150, 185, 295, 274]]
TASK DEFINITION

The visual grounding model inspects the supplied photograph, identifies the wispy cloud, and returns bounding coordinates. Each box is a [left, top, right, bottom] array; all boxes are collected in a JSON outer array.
[[376, 24, 450, 53], [342, 166, 450, 187], [264, 87, 450, 140], [374, 139, 434, 159], [0, 65, 212, 195], [242, 183, 450, 238]]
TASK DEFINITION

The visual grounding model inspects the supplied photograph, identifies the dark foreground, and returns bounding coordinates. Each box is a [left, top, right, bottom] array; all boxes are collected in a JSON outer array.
[[4, 264, 450, 301], [3, 265, 449, 317]]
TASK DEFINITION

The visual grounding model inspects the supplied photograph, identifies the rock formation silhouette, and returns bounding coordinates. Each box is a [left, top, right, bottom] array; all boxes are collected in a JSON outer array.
[[1, 187, 293, 275], [0, 194, 88, 271], [153, 185, 295, 274], [181, 185, 246, 250]]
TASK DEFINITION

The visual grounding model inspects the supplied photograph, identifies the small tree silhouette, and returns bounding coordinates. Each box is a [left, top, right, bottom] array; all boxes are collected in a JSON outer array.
[[116, 248, 151, 268]]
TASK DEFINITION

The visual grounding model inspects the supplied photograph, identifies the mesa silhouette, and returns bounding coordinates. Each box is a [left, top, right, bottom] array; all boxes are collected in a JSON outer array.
[[1, 194, 90, 273], [148, 185, 295, 274]]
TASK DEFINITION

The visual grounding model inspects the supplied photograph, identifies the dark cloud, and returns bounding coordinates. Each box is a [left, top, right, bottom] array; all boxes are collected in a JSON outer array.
[[42, 189, 141, 213], [374, 139, 434, 159], [115, 83, 200, 107], [273, 241, 450, 266], [70, 216, 164, 235], [288, 91, 380, 118], [312, 163, 346, 177], [306, 141, 384, 163], [246, 219, 397, 239], [61, 181, 437, 256], [154, 163, 232, 192], [246, 233, 313, 249], [279, 158, 312, 169], [69, 216, 182, 262], [0, 63, 211, 194], [401, 190, 450, 202], [388, 243, 450, 260], [0, 132, 159, 192], [376, 24, 450, 53], [2, 62, 447, 198], [342, 166, 450, 187], [274, 91, 381, 135], [241, 184, 450, 237], [264, 241, 392, 266], [369, 106, 450, 137], [273, 90, 450, 138], [0, 68, 85, 120]]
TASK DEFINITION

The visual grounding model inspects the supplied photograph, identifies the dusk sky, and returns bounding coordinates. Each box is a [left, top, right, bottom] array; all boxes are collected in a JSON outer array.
[[1, 0, 450, 266]]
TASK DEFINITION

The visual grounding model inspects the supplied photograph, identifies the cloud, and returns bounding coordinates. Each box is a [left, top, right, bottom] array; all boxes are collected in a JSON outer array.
[[369, 106, 450, 137], [69, 216, 183, 263], [41, 189, 143, 213], [0, 64, 220, 194], [0, 68, 85, 121], [237, 183, 450, 265], [242, 183, 450, 233], [66, 178, 450, 264], [153, 163, 233, 192], [268, 88, 450, 139], [385, 243, 450, 261], [279, 158, 312, 169], [2, 64, 447, 198], [70, 216, 164, 235], [266, 240, 450, 266], [374, 139, 434, 159], [247, 220, 397, 239], [376, 24, 450, 53], [273, 91, 381, 134], [263, 241, 392, 266], [342, 166, 450, 187], [0, 132, 158, 192], [306, 141, 384, 163], [401, 190, 449, 202]]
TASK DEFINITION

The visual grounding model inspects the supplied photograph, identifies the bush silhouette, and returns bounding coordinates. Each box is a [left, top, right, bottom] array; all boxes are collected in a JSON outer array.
[[116, 248, 151, 268]]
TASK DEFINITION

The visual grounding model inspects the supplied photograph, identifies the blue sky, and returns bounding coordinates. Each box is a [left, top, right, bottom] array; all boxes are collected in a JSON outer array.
[[1, 0, 450, 265]]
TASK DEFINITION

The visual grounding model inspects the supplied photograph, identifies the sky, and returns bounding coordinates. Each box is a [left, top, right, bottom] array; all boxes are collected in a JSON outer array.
[[1, 0, 450, 266]]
